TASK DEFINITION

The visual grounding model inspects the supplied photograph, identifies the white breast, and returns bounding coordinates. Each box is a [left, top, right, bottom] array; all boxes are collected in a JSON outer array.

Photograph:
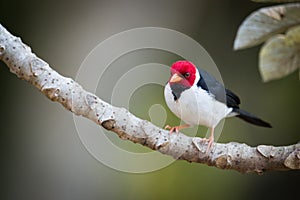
[[164, 83, 232, 128]]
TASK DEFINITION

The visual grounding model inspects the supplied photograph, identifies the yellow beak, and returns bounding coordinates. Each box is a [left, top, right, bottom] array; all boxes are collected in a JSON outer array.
[[170, 73, 183, 83]]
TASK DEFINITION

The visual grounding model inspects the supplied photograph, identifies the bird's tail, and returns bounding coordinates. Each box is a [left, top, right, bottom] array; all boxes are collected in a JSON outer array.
[[233, 108, 272, 128]]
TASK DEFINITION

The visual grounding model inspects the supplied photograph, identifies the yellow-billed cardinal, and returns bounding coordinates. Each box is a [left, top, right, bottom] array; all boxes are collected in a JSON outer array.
[[164, 60, 271, 152]]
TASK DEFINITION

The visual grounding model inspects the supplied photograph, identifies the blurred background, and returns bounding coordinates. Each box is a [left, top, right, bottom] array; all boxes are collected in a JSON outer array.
[[1, 0, 299, 200]]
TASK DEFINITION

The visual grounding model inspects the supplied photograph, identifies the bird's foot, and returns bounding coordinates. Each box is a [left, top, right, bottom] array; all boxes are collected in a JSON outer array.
[[202, 135, 214, 153], [165, 124, 189, 134], [192, 135, 214, 154]]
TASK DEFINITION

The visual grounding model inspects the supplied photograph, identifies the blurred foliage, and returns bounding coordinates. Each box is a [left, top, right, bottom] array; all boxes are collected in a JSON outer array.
[[253, 0, 300, 2], [234, 2, 300, 81]]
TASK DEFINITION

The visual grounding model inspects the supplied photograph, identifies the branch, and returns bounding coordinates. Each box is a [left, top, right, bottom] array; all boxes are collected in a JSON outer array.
[[0, 24, 299, 174]]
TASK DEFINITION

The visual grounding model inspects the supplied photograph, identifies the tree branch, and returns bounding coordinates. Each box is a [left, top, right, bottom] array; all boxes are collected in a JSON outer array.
[[0, 24, 299, 174]]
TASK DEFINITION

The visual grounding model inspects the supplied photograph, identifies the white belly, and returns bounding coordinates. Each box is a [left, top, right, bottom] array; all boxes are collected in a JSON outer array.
[[164, 84, 232, 128]]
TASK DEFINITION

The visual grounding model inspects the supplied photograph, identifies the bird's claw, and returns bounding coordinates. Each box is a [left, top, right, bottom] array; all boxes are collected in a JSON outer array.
[[164, 124, 190, 134], [200, 135, 214, 153], [192, 136, 214, 154], [164, 125, 179, 134]]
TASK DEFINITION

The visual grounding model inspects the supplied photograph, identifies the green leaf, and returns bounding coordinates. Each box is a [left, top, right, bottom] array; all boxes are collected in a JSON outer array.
[[259, 25, 300, 82], [234, 3, 300, 50]]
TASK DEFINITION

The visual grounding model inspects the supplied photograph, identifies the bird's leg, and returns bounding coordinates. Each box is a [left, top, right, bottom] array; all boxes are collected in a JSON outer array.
[[165, 124, 190, 134], [202, 127, 215, 153]]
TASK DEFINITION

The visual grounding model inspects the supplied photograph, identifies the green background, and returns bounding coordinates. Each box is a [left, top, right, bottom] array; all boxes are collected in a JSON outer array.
[[1, 0, 299, 200]]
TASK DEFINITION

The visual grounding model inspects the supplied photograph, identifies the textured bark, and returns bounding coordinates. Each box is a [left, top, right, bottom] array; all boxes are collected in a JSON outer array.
[[1, 24, 299, 174]]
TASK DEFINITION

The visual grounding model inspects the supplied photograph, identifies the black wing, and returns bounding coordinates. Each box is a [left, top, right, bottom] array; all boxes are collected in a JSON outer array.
[[197, 68, 240, 108]]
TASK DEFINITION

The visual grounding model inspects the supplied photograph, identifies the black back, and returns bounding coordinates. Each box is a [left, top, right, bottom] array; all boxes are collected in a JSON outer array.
[[197, 68, 272, 127], [197, 68, 240, 108]]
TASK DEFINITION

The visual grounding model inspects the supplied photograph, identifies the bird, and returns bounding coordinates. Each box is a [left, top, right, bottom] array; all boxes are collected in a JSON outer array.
[[164, 60, 271, 152]]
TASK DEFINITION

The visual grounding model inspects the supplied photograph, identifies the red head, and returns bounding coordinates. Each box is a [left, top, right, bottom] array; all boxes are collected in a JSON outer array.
[[169, 60, 197, 87]]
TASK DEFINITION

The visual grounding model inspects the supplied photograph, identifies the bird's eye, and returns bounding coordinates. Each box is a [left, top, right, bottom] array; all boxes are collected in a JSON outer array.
[[184, 72, 190, 78]]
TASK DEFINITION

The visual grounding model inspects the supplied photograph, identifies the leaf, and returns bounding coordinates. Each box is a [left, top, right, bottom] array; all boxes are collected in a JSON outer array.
[[259, 25, 300, 82], [252, 0, 300, 3], [234, 3, 300, 50]]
